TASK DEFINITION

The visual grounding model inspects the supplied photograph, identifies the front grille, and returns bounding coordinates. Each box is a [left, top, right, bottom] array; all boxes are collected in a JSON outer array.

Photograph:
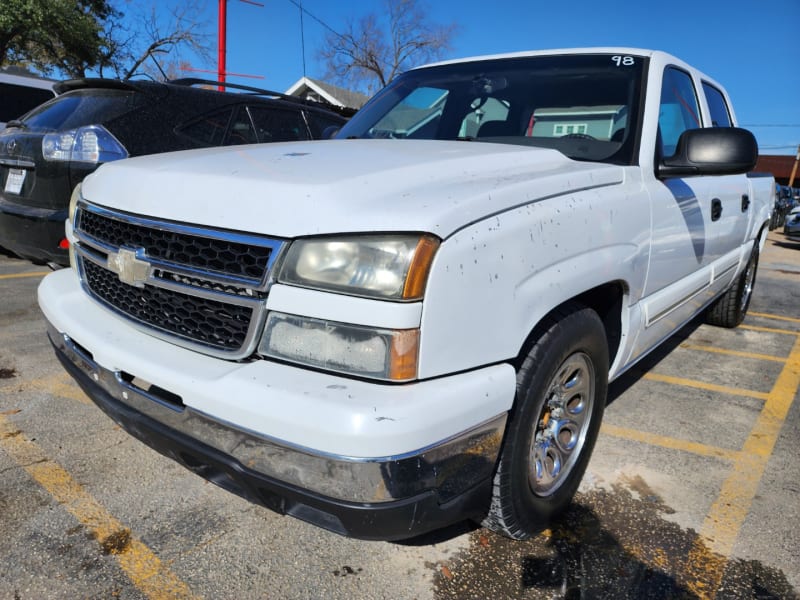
[[83, 260, 253, 351], [74, 202, 285, 359], [78, 208, 272, 280]]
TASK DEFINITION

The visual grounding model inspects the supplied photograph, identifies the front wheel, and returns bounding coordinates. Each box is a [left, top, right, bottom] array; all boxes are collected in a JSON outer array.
[[483, 304, 609, 540]]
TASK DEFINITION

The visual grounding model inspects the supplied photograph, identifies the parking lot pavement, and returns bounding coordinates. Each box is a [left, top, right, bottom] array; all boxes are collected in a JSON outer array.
[[1, 231, 798, 600]]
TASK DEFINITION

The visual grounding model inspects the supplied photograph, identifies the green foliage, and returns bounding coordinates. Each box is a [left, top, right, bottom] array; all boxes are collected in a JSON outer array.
[[0, 0, 121, 77]]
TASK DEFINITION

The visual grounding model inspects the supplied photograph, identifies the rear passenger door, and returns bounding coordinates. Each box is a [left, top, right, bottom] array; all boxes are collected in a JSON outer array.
[[700, 81, 751, 261]]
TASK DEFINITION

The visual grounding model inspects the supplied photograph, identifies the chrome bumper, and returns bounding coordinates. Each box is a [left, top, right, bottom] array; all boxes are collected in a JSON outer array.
[[47, 323, 506, 506]]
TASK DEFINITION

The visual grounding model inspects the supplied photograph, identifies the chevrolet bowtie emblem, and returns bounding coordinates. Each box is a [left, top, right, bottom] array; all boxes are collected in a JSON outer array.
[[107, 248, 150, 287]]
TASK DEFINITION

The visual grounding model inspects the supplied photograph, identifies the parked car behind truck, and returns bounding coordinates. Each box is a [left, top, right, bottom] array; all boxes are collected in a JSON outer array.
[[38, 48, 772, 541], [0, 78, 348, 267]]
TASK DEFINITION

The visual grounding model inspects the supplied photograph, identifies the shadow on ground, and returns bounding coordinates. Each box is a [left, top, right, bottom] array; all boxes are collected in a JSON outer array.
[[431, 476, 796, 599]]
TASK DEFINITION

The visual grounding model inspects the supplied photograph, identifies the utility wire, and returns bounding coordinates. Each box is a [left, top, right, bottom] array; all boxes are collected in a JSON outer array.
[[298, 0, 306, 77], [285, 0, 344, 39]]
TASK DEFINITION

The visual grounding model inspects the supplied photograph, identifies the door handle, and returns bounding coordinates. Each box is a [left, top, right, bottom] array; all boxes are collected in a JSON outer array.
[[711, 198, 723, 221], [741, 194, 750, 212]]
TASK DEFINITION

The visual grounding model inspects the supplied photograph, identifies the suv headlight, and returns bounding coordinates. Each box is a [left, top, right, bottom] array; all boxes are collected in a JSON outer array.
[[276, 234, 439, 300], [43, 125, 128, 164]]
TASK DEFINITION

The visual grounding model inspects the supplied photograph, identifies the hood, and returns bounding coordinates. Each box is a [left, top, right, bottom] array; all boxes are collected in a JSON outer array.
[[80, 139, 624, 239]]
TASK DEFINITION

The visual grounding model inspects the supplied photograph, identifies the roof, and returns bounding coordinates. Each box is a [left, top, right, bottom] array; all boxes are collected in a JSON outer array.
[[755, 154, 800, 186], [0, 67, 56, 90], [285, 77, 369, 111]]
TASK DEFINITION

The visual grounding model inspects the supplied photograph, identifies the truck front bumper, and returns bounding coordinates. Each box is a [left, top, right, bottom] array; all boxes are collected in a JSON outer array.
[[40, 270, 514, 540]]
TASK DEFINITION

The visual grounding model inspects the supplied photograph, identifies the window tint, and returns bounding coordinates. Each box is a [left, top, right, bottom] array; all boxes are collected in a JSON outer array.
[[226, 107, 258, 145], [0, 82, 54, 123], [658, 67, 701, 157], [177, 107, 235, 146], [20, 89, 138, 131], [248, 106, 309, 142], [702, 82, 732, 127], [305, 111, 345, 139]]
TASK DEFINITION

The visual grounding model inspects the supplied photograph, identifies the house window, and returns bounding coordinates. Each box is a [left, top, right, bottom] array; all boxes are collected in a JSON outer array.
[[553, 123, 588, 136]]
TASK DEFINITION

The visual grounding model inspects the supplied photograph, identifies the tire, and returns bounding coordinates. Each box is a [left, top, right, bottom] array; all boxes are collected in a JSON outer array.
[[482, 303, 609, 540], [705, 242, 759, 328]]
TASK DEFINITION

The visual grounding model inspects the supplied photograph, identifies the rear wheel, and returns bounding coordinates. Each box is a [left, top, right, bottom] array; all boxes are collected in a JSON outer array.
[[483, 304, 608, 540], [705, 243, 759, 328]]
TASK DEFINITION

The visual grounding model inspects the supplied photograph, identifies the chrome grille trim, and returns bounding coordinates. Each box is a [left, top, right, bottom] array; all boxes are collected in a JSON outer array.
[[73, 200, 287, 360]]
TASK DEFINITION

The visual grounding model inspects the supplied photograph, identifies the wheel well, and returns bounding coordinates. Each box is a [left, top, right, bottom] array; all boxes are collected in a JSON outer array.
[[515, 282, 626, 371]]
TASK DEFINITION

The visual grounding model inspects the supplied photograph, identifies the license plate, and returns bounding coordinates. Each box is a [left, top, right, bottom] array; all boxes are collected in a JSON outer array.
[[4, 168, 25, 195]]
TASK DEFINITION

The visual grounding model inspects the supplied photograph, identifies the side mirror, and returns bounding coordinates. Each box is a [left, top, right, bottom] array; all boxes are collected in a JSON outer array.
[[658, 127, 758, 178]]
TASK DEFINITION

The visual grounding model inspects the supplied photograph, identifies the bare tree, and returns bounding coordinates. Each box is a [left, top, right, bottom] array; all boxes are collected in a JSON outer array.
[[101, 0, 213, 80], [319, 0, 456, 95]]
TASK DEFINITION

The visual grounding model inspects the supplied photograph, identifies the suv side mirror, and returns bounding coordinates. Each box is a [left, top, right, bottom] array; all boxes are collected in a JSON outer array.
[[658, 127, 758, 178]]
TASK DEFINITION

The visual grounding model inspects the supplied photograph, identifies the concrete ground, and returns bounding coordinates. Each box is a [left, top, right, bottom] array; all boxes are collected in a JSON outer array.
[[0, 230, 798, 599]]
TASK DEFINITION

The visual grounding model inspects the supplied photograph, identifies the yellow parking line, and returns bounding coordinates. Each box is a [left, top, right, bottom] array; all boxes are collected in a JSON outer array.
[[740, 324, 800, 336], [0, 414, 198, 600], [642, 372, 770, 401], [749, 311, 800, 325], [601, 423, 740, 461], [0, 271, 49, 280], [0, 372, 92, 406], [684, 332, 800, 597], [678, 343, 786, 363]]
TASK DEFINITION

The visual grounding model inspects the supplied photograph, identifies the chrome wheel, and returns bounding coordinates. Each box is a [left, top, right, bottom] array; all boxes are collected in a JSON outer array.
[[739, 253, 757, 313], [529, 351, 595, 497]]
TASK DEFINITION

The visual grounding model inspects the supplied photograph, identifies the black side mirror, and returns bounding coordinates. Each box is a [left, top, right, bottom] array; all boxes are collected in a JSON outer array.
[[658, 127, 758, 178]]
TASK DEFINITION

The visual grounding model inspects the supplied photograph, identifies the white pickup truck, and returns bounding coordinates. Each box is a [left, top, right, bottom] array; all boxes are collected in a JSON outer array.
[[38, 48, 774, 541]]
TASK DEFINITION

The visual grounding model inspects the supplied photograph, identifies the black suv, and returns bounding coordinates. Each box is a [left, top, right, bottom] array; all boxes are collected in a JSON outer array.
[[0, 78, 349, 266]]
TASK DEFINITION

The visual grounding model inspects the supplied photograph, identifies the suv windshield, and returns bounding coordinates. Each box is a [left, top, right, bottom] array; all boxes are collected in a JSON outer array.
[[19, 89, 141, 132], [338, 53, 646, 165]]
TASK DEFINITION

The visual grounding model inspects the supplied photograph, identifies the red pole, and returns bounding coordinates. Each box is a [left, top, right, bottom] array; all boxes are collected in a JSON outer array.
[[218, 0, 226, 91]]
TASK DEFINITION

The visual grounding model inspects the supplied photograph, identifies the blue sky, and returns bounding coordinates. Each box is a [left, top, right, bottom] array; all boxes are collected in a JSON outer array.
[[173, 0, 798, 155]]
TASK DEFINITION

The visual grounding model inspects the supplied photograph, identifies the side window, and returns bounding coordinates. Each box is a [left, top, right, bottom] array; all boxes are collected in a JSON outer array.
[[462, 97, 510, 138], [658, 67, 701, 157], [226, 106, 258, 145], [702, 82, 732, 127], [248, 106, 310, 143], [305, 112, 344, 139], [176, 107, 234, 146], [0, 82, 55, 123]]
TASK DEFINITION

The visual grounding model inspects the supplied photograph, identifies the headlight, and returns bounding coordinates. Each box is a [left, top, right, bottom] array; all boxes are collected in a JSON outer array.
[[277, 234, 439, 300], [43, 125, 128, 164], [258, 312, 419, 381]]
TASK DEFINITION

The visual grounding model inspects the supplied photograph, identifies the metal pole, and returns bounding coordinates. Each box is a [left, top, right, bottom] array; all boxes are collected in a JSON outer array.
[[788, 145, 800, 188], [218, 0, 226, 91]]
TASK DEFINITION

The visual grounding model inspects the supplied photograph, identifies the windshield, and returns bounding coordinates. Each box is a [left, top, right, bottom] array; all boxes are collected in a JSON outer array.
[[338, 53, 646, 165], [19, 89, 141, 132]]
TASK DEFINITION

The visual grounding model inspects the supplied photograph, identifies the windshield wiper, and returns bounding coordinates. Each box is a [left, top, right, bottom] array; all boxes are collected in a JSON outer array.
[[5, 119, 27, 130]]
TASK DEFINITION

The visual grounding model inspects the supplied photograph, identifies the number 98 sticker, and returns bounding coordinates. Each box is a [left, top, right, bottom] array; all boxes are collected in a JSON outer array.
[[611, 56, 635, 66]]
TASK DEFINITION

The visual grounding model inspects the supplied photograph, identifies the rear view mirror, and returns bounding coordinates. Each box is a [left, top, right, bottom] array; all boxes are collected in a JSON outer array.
[[658, 127, 757, 178]]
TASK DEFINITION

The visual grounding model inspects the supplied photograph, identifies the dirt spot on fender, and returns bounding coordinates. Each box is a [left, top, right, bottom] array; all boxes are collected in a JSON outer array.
[[433, 478, 796, 599]]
